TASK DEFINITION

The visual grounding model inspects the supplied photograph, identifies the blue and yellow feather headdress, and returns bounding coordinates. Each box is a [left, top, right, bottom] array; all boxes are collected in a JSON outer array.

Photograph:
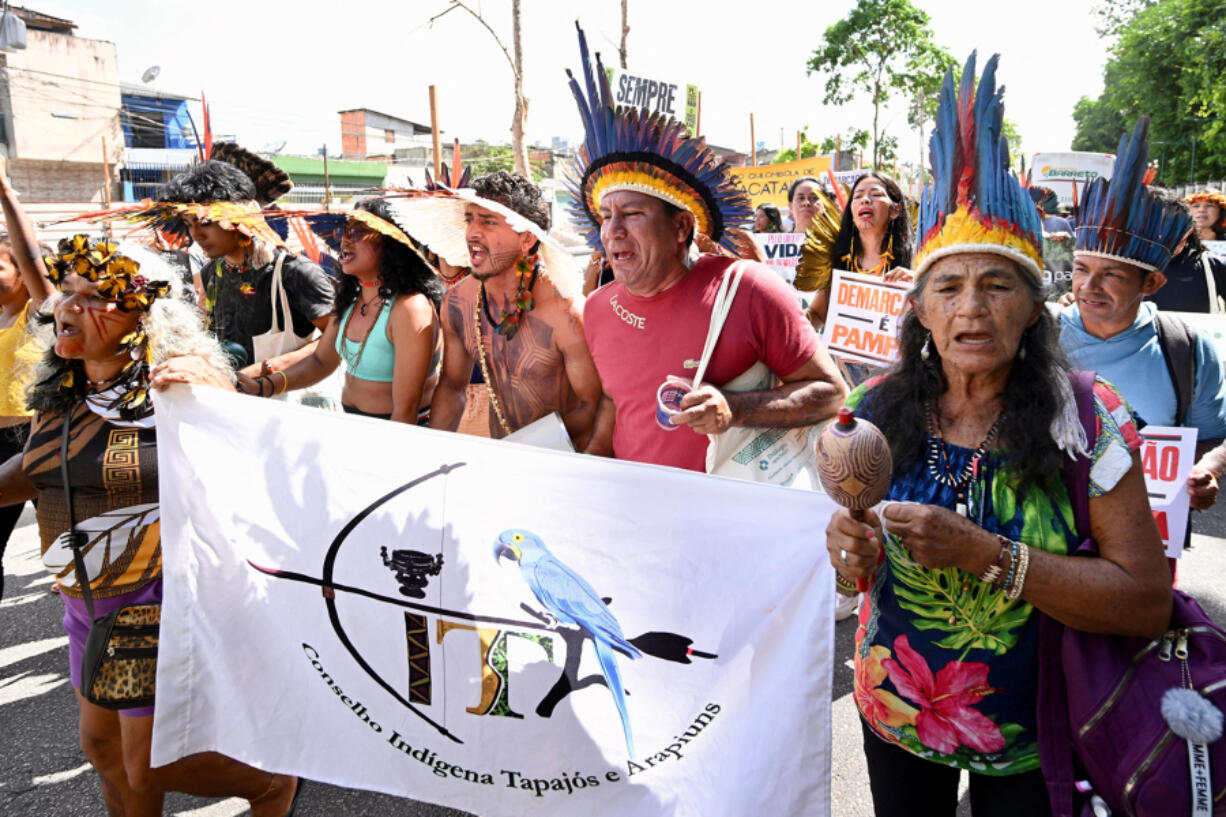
[[565, 22, 750, 253], [915, 52, 1043, 282], [1075, 118, 1192, 272]]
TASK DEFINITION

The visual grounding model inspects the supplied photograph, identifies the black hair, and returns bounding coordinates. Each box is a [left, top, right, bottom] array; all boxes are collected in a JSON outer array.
[[471, 171, 550, 232], [869, 265, 1069, 490], [334, 199, 444, 318], [830, 172, 913, 269], [755, 204, 784, 233], [160, 160, 257, 204], [787, 176, 822, 204]]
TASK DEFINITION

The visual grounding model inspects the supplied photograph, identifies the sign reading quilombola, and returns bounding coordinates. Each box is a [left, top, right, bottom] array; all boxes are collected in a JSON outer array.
[[604, 67, 698, 134], [729, 155, 834, 209], [152, 386, 836, 817], [1030, 151, 1115, 208]]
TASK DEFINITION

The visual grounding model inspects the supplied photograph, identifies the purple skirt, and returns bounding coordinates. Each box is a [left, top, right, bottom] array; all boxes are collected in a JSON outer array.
[[61, 580, 162, 718]]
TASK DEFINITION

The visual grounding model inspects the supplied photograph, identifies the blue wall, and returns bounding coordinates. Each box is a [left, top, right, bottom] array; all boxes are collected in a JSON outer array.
[[121, 93, 196, 149]]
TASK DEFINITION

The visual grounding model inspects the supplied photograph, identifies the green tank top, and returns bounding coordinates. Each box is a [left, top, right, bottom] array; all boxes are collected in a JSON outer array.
[[335, 299, 394, 382]]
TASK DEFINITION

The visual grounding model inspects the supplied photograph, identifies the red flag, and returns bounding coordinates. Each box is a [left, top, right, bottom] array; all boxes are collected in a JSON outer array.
[[201, 91, 213, 160]]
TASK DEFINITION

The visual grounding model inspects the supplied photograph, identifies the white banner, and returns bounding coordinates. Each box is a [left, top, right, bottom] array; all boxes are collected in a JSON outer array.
[[1139, 425, 1198, 558], [151, 387, 836, 817]]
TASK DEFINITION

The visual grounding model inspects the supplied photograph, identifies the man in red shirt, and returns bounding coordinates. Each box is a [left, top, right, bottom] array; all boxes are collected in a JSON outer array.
[[564, 29, 845, 467], [583, 191, 845, 469]]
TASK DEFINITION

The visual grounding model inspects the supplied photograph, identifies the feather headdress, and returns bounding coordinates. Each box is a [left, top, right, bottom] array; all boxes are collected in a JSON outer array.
[[914, 52, 1042, 282], [57, 199, 285, 248], [209, 142, 293, 205], [382, 188, 579, 299], [793, 187, 846, 292], [1075, 118, 1191, 272], [564, 22, 750, 253], [1184, 190, 1226, 229]]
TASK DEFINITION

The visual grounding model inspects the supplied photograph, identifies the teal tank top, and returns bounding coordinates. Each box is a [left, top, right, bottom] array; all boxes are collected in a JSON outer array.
[[336, 299, 395, 382]]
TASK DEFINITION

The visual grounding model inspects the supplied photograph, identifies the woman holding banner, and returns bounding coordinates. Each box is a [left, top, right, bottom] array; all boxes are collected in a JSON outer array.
[[0, 237, 301, 815], [801, 171, 913, 328], [824, 54, 1172, 817]]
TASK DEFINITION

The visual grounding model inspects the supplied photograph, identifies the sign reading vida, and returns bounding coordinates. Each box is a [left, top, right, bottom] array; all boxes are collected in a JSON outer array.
[[752, 233, 806, 285], [821, 270, 910, 366], [151, 387, 836, 817]]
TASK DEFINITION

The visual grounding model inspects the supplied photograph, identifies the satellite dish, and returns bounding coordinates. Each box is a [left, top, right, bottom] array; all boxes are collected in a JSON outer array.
[[141, 65, 160, 84]]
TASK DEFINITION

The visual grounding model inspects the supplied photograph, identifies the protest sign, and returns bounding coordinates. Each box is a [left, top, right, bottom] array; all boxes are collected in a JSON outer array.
[[1168, 311, 1226, 374], [751, 232, 805, 284], [604, 67, 698, 133], [729, 155, 833, 209], [820, 270, 910, 366], [1138, 426, 1198, 558], [1030, 151, 1115, 208], [152, 386, 836, 817], [828, 168, 870, 189]]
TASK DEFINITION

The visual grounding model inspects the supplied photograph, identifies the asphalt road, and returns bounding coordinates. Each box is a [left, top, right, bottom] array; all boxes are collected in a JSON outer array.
[[2, 503, 1223, 817]]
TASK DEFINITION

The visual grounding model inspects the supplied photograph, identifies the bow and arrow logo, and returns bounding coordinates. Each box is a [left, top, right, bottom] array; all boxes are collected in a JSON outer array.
[[249, 463, 716, 754]]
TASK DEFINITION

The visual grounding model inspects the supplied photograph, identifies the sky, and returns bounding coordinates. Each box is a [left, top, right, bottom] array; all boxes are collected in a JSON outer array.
[[35, 0, 1111, 171]]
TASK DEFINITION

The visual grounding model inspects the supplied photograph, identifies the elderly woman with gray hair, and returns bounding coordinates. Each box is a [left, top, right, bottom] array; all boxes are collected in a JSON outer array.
[[0, 236, 301, 816], [824, 54, 1171, 817]]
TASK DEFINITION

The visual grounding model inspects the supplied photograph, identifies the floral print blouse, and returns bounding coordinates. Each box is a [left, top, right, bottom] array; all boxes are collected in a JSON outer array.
[[845, 376, 1142, 775]]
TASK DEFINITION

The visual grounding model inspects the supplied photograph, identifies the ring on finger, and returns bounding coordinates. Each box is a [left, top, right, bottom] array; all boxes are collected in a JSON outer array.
[[840, 549, 849, 564]]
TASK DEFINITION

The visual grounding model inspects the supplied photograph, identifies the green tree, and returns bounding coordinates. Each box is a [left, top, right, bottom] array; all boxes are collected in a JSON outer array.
[[904, 46, 957, 171], [806, 0, 948, 168], [772, 127, 822, 163], [1070, 0, 1226, 184]]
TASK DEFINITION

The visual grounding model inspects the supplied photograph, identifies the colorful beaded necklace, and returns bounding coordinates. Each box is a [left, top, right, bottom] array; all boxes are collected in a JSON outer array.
[[925, 404, 1004, 517], [479, 254, 538, 339]]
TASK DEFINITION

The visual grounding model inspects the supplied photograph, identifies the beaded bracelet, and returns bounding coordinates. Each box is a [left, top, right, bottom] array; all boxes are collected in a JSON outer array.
[[1005, 542, 1030, 601], [978, 537, 1012, 587], [835, 572, 859, 596]]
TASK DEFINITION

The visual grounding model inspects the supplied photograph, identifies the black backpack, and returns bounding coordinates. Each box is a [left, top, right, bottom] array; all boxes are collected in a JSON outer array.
[[1152, 311, 1199, 426]]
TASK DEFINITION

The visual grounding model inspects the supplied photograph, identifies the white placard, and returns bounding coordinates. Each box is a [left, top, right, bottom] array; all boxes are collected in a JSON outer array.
[[820, 270, 910, 366], [1139, 425, 1198, 557], [751, 232, 805, 285], [1203, 241, 1226, 260]]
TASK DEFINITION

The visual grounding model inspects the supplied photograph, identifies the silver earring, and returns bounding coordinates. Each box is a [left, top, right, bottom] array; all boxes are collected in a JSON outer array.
[[920, 332, 931, 361]]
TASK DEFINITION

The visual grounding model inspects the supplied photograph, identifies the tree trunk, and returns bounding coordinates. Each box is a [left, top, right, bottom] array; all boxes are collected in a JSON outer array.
[[619, 0, 630, 69], [510, 0, 530, 177]]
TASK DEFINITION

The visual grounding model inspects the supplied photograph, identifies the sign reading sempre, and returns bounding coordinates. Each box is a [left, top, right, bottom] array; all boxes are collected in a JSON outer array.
[[604, 67, 698, 134], [729, 156, 833, 209], [820, 270, 910, 366], [1138, 425, 1198, 558]]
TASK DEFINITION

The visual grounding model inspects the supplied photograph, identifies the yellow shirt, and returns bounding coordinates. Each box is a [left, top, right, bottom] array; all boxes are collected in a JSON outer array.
[[0, 302, 43, 417]]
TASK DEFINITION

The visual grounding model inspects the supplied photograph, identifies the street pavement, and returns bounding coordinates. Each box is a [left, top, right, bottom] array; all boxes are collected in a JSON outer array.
[[2, 502, 1223, 816]]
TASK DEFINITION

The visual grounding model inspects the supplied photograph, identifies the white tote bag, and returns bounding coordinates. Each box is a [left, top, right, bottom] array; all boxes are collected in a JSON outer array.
[[251, 252, 312, 362], [697, 264, 821, 490], [251, 251, 342, 410]]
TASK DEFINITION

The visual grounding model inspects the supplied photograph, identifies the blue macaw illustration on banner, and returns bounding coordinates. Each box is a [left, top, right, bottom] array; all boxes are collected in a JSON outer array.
[[495, 528, 641, 758]]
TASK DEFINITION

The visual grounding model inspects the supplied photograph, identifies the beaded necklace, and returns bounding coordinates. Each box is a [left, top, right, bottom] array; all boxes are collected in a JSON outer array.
[[925, 404, 1004, 517], [841, 232, 895, 276], [340, 294, 383, 374], [479, 255, 538, 339], [472, 293, 513, 435]]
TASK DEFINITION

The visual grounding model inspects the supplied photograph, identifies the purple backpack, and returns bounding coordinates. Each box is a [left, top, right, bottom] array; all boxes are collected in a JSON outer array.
[[1037, 370, 1226, 817]]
